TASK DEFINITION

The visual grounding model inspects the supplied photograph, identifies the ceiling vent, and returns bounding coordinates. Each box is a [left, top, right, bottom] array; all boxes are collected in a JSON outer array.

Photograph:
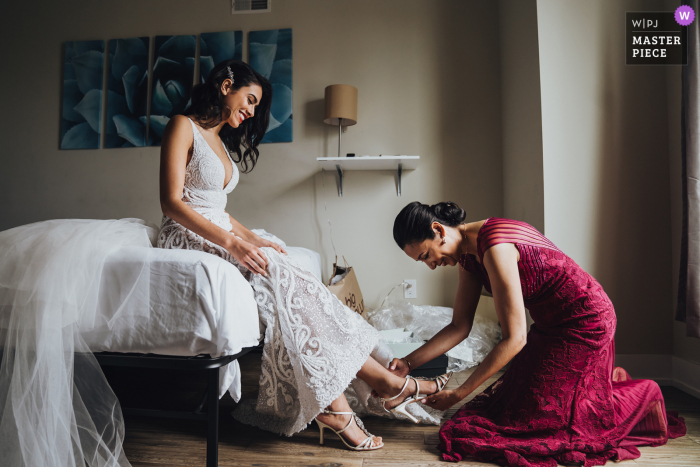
[[231, 0, 271, 14]]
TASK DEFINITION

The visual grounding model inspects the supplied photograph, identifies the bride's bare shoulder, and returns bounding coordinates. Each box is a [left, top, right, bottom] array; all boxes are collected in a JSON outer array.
[[162, 115, 194, 143], [167, 114, 193, 131]]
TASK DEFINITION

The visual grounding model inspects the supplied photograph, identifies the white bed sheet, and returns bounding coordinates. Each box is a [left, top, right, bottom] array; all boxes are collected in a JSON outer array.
[[82, 236, 323, 401]]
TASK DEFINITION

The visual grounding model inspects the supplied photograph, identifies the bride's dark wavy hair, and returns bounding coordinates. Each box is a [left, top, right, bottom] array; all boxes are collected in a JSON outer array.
[[184, 60, 272, 173], [393, 201, 466, 249]]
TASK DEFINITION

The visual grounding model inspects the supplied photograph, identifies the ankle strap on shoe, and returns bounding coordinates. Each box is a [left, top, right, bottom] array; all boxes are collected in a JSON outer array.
[[322, 409, 354, 415], [382, 375, 412, 402]]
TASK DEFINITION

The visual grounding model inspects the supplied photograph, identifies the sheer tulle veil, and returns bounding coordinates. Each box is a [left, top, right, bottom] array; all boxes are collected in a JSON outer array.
[[0, 218, 155, 466]]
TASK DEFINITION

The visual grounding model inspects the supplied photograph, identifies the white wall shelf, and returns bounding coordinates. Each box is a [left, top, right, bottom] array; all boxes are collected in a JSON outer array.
[[316, 156, 419, 197]]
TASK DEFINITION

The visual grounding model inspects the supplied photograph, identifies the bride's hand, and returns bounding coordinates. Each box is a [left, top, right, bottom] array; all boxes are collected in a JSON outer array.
[[256, 238, 287, 255], [228, 238, 268, 275]]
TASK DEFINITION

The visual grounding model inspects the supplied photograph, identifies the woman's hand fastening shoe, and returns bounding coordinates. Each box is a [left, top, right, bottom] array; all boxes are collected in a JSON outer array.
[[421, 388, 461, 411], [388, 358, 411, 378]]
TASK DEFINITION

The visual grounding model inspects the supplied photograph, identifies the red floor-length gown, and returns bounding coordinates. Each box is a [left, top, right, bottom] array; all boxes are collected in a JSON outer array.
[[439, 218, 686, 467]]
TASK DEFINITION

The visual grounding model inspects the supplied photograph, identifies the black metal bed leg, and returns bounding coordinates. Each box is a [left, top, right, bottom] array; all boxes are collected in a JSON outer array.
[[206, 368, 219, 467]]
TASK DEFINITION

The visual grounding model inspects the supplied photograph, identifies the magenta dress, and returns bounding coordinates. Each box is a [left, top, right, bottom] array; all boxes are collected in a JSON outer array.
[[439, 218, 686, 467]]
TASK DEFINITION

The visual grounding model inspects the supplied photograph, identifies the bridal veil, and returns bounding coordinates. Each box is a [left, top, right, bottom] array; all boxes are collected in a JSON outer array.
[[0, 219, 155, 467]]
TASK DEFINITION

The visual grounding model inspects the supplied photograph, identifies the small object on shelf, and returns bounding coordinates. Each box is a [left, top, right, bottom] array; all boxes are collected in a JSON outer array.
[[346, 153, 355, 157]]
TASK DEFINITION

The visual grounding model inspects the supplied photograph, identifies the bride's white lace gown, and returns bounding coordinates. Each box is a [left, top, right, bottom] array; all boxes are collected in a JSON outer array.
[[157, 118, 382, 435]]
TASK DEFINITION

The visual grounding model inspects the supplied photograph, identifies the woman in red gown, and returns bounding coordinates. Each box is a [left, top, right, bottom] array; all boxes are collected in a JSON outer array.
[[391, 201, 686, 467]]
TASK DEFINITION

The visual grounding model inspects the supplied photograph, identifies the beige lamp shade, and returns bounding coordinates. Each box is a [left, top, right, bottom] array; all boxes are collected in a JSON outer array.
[[324, 84, 358, 126]]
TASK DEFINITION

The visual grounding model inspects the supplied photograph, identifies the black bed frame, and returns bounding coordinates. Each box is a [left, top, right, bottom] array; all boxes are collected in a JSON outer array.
[[94, 347, 258, 467]]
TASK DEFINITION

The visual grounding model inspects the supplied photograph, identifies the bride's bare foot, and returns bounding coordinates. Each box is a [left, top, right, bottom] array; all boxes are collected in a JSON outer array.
[[381, 377, 439, 411], [315, 412, 382, 448]]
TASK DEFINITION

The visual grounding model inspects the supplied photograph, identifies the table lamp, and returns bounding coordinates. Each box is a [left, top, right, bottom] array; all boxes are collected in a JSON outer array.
[[324, 84, 358, 158]]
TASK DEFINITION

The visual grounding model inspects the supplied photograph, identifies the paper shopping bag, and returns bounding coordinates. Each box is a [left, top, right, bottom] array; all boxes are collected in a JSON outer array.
[[327, 257, 365, 316]]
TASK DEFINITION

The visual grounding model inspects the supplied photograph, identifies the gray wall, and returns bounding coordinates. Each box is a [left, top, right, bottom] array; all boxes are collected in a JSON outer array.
[[499, 0, 545, 233], [0, 0, 504, 308], [537, 0, 674, 354], [665, 0, 700, 364]]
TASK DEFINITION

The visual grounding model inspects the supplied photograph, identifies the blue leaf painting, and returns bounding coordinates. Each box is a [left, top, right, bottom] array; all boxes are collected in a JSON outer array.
[[72, 51, 104, 95], [62, 80, 85, 123], [269, 59, 292, 89], [60, 40, 104, 149], [113, 115, 147, 147], [200, 56, 216, 83], [61, 122, 99, 149], [249, 28, 292, 143], [105, 91, 128, 135], [106, 37, 149, 148], [149, 35, 196, 146], [199, 31, 242, 83], [74, 89, 102, 133], [147, 115, 170, 138]]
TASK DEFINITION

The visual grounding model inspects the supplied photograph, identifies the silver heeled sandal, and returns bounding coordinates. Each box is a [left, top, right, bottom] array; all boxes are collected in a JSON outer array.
[[381, 372, 453, 423], [314, 409, 383, 451]]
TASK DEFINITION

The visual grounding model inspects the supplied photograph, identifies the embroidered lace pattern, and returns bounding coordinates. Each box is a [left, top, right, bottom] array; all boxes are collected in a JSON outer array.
[[441, 218, 686, 466], [157, 118, 381, 435]]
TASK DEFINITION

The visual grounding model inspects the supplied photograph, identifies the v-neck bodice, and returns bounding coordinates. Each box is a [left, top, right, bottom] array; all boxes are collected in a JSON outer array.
[[167, 117, 240, 231]]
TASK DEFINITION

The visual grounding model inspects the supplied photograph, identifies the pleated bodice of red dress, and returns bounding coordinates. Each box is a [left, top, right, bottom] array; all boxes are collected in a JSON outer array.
[[439, 218, 686, 467]]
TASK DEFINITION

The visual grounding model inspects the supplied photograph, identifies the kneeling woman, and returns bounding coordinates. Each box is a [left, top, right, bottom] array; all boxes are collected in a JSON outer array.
[[392, 202, 686, 466]]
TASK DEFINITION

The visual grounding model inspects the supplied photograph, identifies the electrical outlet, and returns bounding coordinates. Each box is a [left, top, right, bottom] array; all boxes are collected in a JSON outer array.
[[404, 279, 417, 299]]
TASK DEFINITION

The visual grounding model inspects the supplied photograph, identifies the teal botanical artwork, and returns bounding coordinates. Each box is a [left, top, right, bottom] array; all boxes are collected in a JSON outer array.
[[200, 31, 242, 82], [61, 40, 104, 149], [249, 29, 292, 143], [106, 37, 150, 147], [149, 35, 196, 146]]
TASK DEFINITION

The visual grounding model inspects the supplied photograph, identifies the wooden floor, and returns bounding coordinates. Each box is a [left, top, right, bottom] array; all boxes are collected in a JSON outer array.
[[121, 352, 700, 467]]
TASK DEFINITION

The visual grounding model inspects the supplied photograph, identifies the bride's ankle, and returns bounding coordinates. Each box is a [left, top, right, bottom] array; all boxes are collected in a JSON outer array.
[[379, 376, 410, 399], [418, 378, 438, 395]]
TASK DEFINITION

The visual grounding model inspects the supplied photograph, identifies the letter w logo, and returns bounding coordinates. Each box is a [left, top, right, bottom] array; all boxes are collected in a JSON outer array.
[[680, 11, 691, 20]]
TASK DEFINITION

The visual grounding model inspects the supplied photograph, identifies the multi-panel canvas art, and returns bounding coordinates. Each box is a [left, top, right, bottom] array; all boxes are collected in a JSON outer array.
[[200, 31, 242, 83], [249, 29, 292, 143], [61, 40, 105, 149], [106, 37, 150, 147], [149, 35, 196, 146], [59, 29, 293, 149]]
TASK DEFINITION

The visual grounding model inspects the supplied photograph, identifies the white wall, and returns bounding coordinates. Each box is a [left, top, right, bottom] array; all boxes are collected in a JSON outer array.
[[537, 0, 674, 354], [0, 0, 504, 309]]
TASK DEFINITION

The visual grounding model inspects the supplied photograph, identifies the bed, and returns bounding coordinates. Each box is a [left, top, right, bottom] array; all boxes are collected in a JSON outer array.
[[84, 230, 323, 467]]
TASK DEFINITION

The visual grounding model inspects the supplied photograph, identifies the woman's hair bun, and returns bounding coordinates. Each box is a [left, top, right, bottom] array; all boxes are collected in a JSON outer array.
[[393, 201, 465, 249], [430, 202, 466, 227]]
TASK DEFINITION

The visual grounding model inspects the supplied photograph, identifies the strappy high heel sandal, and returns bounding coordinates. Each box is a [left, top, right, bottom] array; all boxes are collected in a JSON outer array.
[[314, 409, 383, 451], [381, 372, 453, 423]]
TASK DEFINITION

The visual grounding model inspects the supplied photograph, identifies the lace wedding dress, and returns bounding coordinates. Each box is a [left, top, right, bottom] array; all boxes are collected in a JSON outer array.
[[158, 118, 403, 435]]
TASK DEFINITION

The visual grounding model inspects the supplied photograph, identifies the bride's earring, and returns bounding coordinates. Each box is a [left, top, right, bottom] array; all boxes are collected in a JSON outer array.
[[441, 237, 446, 245]]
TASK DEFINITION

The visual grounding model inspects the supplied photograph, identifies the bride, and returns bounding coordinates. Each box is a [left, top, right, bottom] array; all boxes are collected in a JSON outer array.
[[156, 60, 450, 450]]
